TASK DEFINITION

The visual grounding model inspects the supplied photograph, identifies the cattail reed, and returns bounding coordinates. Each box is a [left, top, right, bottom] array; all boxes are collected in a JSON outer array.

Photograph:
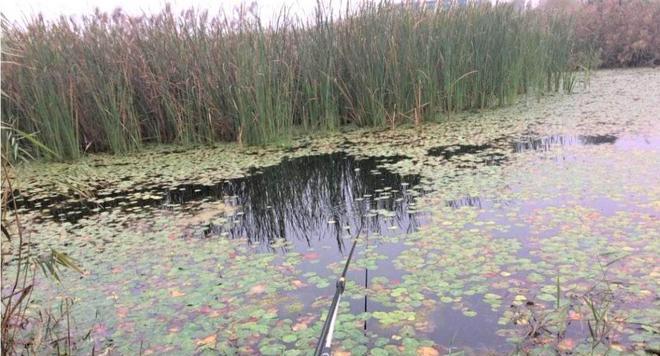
[[1, 2, 577, 160]]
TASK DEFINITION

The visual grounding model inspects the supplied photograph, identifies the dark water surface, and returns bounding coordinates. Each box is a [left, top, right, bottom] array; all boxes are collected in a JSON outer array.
[[15, 153, 425, 253], [512, 134, 618, 153]]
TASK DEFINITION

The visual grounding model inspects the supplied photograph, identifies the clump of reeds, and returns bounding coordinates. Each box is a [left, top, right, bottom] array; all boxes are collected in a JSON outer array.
[[1, 2, 577, 160]]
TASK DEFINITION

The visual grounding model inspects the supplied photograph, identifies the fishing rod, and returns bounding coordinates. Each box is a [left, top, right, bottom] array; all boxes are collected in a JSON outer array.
[[314, 223, 363, 356]]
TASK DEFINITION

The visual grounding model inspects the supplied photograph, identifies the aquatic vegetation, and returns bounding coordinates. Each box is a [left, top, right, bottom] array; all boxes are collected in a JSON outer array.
[[2, 69, 659, 354], [1, 149, 83, 354], [2, 2, 578, 159]]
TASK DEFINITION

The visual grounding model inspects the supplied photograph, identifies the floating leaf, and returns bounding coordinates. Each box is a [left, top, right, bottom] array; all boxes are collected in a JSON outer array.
[[248, 284, 267, 295], [195, 334, 217, 348], [170, 290, 186, 297], [416, 346, 440, 356]]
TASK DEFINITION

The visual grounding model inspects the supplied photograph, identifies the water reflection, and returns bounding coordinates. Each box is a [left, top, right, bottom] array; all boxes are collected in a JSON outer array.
[[18, 153, 424, 252], [513, 134, 618, 152], [428, 144, 493, 159], [427, 144, 506, 166], [202, 153, 424, 251], [445, 196, 483, 209]]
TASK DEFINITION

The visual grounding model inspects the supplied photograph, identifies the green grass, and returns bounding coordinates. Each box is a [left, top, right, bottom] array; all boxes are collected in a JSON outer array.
[[1, 2, 577, 160]]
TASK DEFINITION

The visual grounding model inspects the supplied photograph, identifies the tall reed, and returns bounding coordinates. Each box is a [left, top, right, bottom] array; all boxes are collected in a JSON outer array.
[[1, 2, 577, 160]]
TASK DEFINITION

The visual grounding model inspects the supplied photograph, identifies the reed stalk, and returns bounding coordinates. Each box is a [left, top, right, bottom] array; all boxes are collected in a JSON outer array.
[[1, 2, 578, 160]]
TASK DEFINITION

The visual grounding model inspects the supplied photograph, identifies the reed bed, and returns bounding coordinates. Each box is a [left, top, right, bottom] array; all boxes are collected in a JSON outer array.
[[1, 2, 576, 160]]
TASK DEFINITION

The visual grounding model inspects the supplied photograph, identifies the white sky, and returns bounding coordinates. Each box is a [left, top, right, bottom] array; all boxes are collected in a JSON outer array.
[[2, 0, 530, 25], [2, 0, 345, 23]]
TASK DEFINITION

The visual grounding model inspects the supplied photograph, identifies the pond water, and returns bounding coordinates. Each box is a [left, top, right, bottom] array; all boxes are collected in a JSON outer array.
[[3, 69, 660, 355], [14, 153, 425, 253], [512, 134, 618, 153]]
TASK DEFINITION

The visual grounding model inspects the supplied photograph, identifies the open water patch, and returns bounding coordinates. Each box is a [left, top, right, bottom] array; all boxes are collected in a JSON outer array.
[[13, 152, 426, 251], [512, 134, 618, 153], [427, 144, 507, 166]]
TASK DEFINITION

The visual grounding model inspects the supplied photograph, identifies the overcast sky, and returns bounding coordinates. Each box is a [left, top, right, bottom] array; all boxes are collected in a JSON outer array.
[[3, 0, 533, 25], [2, 0, 342, 23]]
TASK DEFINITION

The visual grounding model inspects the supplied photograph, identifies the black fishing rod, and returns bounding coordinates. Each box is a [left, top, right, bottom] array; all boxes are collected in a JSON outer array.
[[314, 223, 363, 356]]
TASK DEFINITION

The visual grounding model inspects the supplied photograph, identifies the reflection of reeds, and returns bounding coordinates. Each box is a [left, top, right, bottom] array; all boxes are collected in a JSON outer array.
[[219, 154, 420, 250], [2, 3, 576, 159]]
